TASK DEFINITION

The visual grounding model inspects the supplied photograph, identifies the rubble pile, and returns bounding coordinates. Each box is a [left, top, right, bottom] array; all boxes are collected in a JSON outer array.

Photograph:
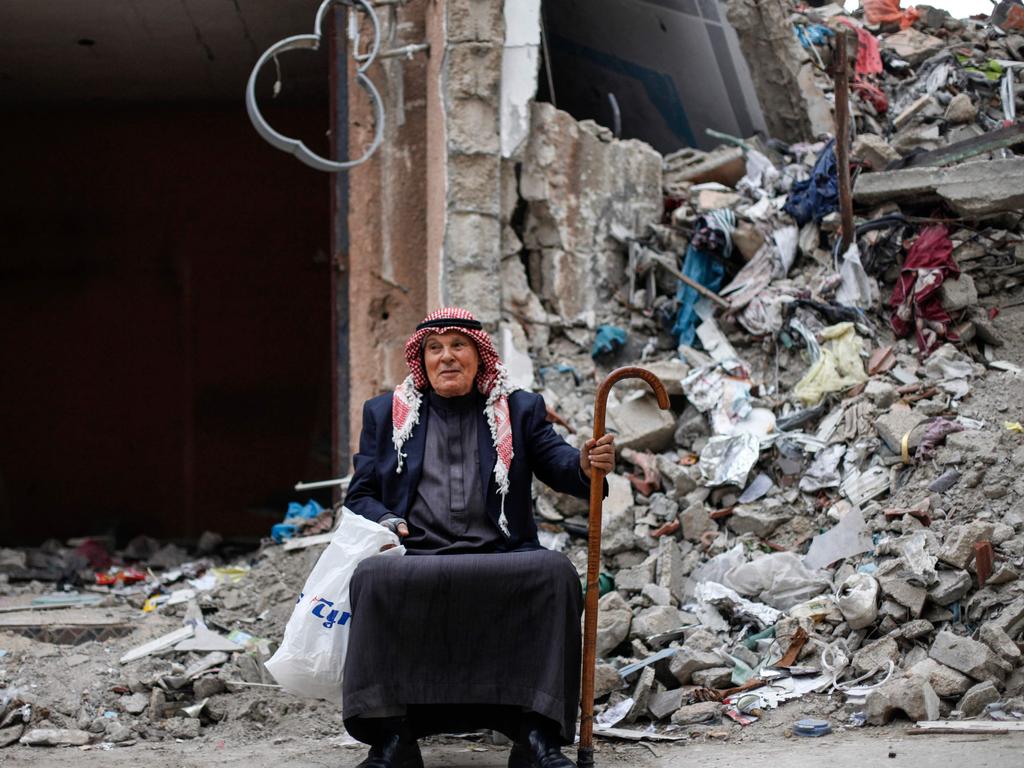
[[503, 0, 1024, 739], [0, 536, 345, 749]]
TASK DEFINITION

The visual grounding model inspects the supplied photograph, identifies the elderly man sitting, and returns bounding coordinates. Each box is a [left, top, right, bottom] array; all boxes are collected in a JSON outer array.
[[342, 307, 613, 768]]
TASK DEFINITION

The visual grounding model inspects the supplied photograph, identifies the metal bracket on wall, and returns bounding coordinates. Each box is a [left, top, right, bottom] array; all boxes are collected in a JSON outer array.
[[246, 0, 384, 172]]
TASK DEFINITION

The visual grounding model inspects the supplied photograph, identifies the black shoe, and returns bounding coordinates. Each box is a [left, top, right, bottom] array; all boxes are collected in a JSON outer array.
[[508, 728, 576, 768], [355, 733, 424, 768]]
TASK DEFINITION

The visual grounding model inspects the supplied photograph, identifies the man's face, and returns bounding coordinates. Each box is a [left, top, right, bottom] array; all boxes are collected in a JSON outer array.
[[424, 331, 480, 397]]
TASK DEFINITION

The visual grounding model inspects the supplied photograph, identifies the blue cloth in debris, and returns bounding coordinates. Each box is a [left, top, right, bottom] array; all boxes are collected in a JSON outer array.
[[590, 325, 627, 358], [671, 244, 727, 347], [795, 24, 835, 49], [783, 139, 839, 226], [271, 500, 325, 543]]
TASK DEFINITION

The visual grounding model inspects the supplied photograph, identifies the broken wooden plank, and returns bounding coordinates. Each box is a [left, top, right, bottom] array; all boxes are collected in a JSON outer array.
[[592, 726, 688, 742], [120, 626, 194, 664], [914, 719, 1024, 732]]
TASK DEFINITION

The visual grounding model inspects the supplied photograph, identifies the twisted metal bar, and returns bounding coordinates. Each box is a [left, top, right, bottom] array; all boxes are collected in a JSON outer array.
[[578, 367, 670, 768], [245, 0, 384, 172]]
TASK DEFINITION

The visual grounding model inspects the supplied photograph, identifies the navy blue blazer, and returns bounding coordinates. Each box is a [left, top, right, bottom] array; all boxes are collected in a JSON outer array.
[[345, 389, 604, 551]]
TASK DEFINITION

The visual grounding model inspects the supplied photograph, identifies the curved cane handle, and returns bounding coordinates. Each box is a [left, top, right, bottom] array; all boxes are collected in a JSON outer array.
[[579, 367, 671, 766]]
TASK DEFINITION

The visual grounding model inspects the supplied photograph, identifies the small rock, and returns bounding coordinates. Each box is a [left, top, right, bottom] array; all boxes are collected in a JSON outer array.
[[648, 688, 688, 720], [930, 630, 1010, 682], [641, 584, 672, 606], [907, 658, 973, 697], [670, 701, 722, 725], [691, 667, 734, 689], [927, 569, 971, 606], [163, 717, 201, 740], [875, 404, 929, 453], [726, 505, 788, 537], [681, 503, 713, 542], [958, 680, 1000, 717], [594, 663, 626, 699], [120, 692, 149, 716], [980, 623, 1022, 664], [944, 93, 977, 124], [193, 676, 227, 700], [149, 688, 168, 721], [105, 723, 134, 743], [615, 555, 657, 593], [938, 522, 996, 569], [631, 605, 689, 639], [597, 591, 632, 657]]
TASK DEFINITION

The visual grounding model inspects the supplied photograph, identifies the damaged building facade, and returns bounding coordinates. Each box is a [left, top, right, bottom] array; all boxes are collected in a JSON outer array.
[[5, 0, 1024, 759]]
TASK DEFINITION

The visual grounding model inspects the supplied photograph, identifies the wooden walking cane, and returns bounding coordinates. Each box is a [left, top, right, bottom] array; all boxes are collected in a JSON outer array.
[[578, 367, 670, 768]]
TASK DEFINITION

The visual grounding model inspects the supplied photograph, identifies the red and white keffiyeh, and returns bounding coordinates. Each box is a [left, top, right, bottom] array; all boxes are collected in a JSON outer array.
[[392, 307, 518, 535]]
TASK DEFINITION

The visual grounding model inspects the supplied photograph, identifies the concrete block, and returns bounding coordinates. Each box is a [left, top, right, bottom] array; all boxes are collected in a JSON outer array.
[[907, 658, 973, 697], [448, 153, 501, 215], [853, 637, 901, 676], [726, 505, 788, 538], [447, 97, 499, 155], [927, 569, 972, 605], [447, 0, 503, 43], [615, 554, 657, 593], [670, 701, 722, 725], [447, 43, 502, 100], [625, 667, 657, 723], [957, 680, 1000, 716], [874, 403, 930, 453], [944, 93, 977, 124], [656, 537, 687, 603], [606, 393, 677, 452], [669, 648, 722, 685], [692, 667, 734, 689], [594, 663, 626, 699], [596, 591, 632, 657], [680, 503, 713, 542], [642, 583, 673, 606], [992, 596, 1024, 639], [929, 630, 1010, 682], [852, 133, 901, 171], [938, 274, 978, 312], [938, 522, 996, 569], [648, 687, 688, 720], [601, 475, 636, 556], [882, 27, 945, 65], [980, 623, 1022, 663], [657, 455, 699, 497], [631, 606, 690, 639], [880, 577, 928, 618], [853, 158, 1024, 218], [865, 677, 940, 724]]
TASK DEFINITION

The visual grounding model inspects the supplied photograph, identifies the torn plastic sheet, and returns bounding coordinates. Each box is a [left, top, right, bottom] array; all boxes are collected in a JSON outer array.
[[773, 225, 800, 278], [695, 581, 782, 628], [793, 323, 869, 406], [804, 507, 873, 570], [699, 433, 761, 487], [799, 443, 846, 492], [594, 697, 634, 729], [834, 243, 875, 308], [924, 343, 974, 380], [899, 531, 938, 585], [725, 553, 832, 610], [685, 544, 747, 600]]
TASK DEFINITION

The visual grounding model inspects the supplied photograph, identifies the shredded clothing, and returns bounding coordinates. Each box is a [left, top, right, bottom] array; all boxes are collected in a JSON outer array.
[[342, 549, 583, 744]]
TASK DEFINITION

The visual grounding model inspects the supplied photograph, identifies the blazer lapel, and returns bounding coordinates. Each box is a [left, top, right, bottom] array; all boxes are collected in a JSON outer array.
[[400, 398, 429, 516], [477, 407, 497, 517]]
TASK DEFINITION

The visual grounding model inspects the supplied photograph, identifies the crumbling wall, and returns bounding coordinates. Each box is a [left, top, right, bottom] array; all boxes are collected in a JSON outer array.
[[512, 103, 663, 328], [725, 0, 833, 143]]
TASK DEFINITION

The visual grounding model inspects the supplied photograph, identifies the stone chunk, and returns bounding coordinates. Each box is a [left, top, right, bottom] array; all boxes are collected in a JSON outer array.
[[594, 663, 626, 699], [669, 648, 722, 685], [938, 274, 978, 312], [907, 658, 973, 697], [681, 503, 713, 542], [980, 623, 1022, 664], [958, 681, 1000, 717], [163, 718, 201, 740], [929, 630, 1009, 682], [927, 569, 972, 606], [880, 577, 928, 618], [726, 505, 788, 537], [120, 692, 149, 716], [670, 701, 722, 725], [691, 667, 734, 689], [607, 394, 677, 452], [631, 606, 689, 640], [656, 456, 698, 497], [616, 555, 657, 593], [992, 597, 1024, 639], [852, 637, 901, 676], [882, 27, 946, 65], [944, 93, 977, 125], [601, 474, 636, 556], [865, 677, 940, 725], [642, 584, 673, 606], [852, 133, 901, 171], [874, 404, 930, 453], [938, 522, 996, 569], [597, 591, 632, 657], [648, 688, 688, 720], [19, 728, 92, 747]]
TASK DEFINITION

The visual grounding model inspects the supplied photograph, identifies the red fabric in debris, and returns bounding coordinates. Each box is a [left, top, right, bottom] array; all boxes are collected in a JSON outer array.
[[889, 225, 961, 354], [862, 0, 919, 28], [837, 19, 883, 75], [852, 79, 889, 114]]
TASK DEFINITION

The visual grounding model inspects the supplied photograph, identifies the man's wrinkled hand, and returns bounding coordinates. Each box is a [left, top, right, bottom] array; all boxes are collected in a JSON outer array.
[[380, 518, 409, 551], [580, 434, 615, 479]]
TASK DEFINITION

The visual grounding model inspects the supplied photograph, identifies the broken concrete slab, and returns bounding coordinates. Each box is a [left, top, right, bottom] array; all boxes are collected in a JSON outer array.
[[670, 700, 722, 725], [938, 522, 996, 569], [927, 569, 972, 605], [852, 133, 901, 171], [20, 728, 92, 746], [875, 403, 930, 454], [631, 606, 690, 639], [853, 159, 1024, 218], [957, 680, 1000, 717], [865, 677, 940, 725], [992, 597, 1024, 638], [881, 27, 946, 66], [853, 637, 901, 676], [907, 658, 974, 697], [669, 647, 722, 685], [980, 622, 1022, 664], [726, 505, 789, 538], [929, 630, 1010, 681], [606, 393, 677, 452], [938, 274, 978, 312]]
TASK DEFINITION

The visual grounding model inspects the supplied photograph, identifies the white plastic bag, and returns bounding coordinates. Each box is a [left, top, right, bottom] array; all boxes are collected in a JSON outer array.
[[265, 507, 404, 705]]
